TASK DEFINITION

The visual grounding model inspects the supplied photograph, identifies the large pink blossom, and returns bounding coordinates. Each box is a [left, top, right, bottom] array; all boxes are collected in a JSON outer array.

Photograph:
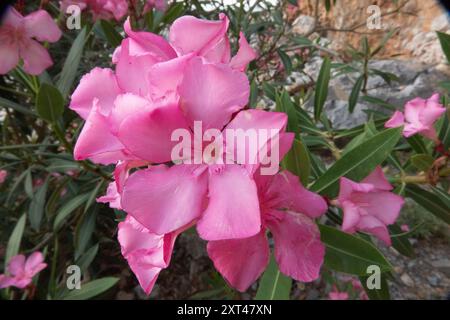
[[0, 252, 47, 289], [334, 167, 404, 245], [70, 16, 257, 165], [385, 93, 446, 142], [0, 7, 62, 75], [60, 0, 128, 21], [207, 170, 327, 292]]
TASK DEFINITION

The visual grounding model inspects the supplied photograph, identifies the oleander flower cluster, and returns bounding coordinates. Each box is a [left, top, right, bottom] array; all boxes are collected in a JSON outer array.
[[69, 14, 332, 294]]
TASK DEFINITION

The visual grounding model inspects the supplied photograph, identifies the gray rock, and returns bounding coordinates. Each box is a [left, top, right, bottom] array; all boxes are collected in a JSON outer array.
[[292, 15, 316, 36], [431, 259, 450, 277], [400, 273, 415, 287]]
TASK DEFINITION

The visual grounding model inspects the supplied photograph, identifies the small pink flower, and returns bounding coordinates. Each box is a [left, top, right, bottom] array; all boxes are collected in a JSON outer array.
[[335, 167, 404, 245], [206, 170, 327, 292], [0, 252, 47, 289], [385, 93, 446, 142], [329, 290, 349, 300], [60, 0, 128, 21], [0, 170, 7, 184], [0, 7, 61, 75], [400, 224, 410, 232]]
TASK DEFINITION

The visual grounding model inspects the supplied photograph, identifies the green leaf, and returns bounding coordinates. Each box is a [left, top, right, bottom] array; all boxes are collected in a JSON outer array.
[[255, 255, 291, 300], [57, 27, 88, 97], [438, 107, 450, 149], [359, 274, 390, 300], [277, 91, 299, 135], [431, 186, 450, 208], [406, 135, 428, 154], [54, 193, 90, 230], [0, 97, 36, 116], [361, 95, 396, 111], [76, 244, 99, 272], [249, 79, 258, 108], [262, 83, 276, 101], [410, 154, 434, 172], [161, 2, 185, 25], [5, 214, 26, 268], [282, 139, 311, 185], [389, 224, 414, 258], [62, 277, 119, 300], [405, 185, 450, 224], [24, 169, 33, 199], [277, 49, 292, 75], [28, 178, 49, 231], [437, 31, 450, 64], [75, 208, 97, 259], [311, 127, 402, 196], [100, 20, 123, 47], [314, 57, 331, 121], [36, 83, 64, 123], [319, 225, 392, 275], [348, 75, 364, 113]]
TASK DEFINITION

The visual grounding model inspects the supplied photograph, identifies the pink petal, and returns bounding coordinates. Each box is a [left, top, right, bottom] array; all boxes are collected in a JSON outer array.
[[147, 53, 194, 102], [0, 275, 14, 289], [24, 252, 46, 276], [257, 170, 327, 218], [224, 110, 288, 170], [340, 200, 361, 231], [73, 99, 127, 164], [24, 10, 62, 42], [207, 231, 269, 292], [352, 191, 404, 225], [179, 57, 250, 130], [197, 164, 261, 241], [122, 164, 208, 235], [357, 215, 392, 245], [169, 14, 229, 56], [361, 166, 392, 191], [118, 216, 181, 295], [384, 111, 404, 128], [109, 93, 152, 135], [266, 211, 324, 282], [19, 39, 53, 75], [0, 41, 19, 74], [229, 32, 257, 71], [117, 102, 190, 163], [329, 291, 349, 300], [70, 68, 122, 120], [97, 181, 122, 209], [2, 7, 24, 27], [420, 94, 446, 127], [123, 18, 176, 60], [115, 38, 160, 96], [203, 36, 231, 64], [7, 254, 26, 277], [337, 177, 374, 203], [404, 97, 425, 125]]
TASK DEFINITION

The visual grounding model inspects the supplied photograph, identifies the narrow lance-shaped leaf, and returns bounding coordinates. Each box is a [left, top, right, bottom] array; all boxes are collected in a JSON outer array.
[[255, 255, 291, 300], [311, 127, 402, 197], [319, 225, 392, 275], [62, 277, 119, 300], [28, 178, 49, 231], [57, 27, 88, 97], [314, 57, 331, 121], [437, 31, 450, 64], [5, 214, 26, 268], [36, 83, 64, 123], [405, 185, 450, 224], [348, 75, 364, 113]]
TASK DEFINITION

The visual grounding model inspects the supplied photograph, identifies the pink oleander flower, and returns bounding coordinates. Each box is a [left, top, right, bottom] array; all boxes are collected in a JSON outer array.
[[329, 287, 349, 300], [335, 167, 404, 245], [0, 7, 62, 75], [0, 252, 47, 289], [60, 0, 128, 21], [206, 170, 327, 292], [385, 93, 446, 142], [70, 15, 257, 164], [0, 170, 7, 184], [400, 224, 410, 232]]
